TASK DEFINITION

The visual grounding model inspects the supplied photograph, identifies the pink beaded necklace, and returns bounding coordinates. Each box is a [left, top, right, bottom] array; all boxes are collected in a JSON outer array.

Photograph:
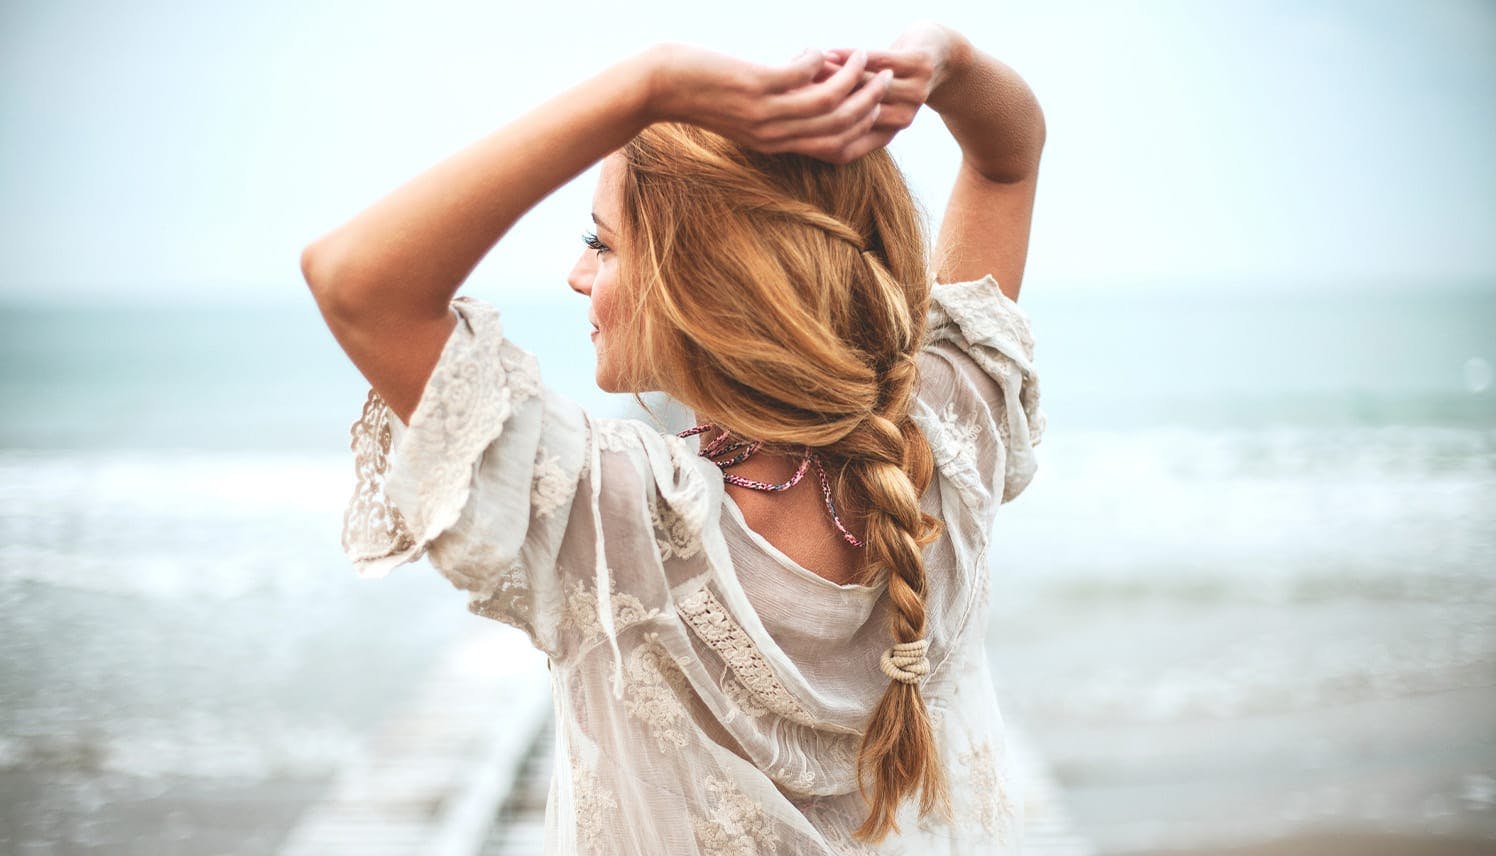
[[677, 423, 865, 548]]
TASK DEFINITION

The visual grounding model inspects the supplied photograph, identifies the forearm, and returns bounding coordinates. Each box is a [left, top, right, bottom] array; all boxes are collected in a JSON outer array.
[[303, 48, 658, 321], [928, 34, 1045, 184]]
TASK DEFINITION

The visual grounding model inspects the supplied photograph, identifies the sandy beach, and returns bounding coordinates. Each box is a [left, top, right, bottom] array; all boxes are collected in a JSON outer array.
[[0, 770, 328, 856], [1129, 832, 1496, 856]]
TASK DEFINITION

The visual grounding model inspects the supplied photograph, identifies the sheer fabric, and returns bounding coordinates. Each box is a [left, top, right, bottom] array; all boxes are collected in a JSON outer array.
[[340, 273, 1045, 854]]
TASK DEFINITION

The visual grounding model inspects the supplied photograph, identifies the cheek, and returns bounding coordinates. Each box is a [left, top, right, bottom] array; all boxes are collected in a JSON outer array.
[[593, 268, 624, 326]]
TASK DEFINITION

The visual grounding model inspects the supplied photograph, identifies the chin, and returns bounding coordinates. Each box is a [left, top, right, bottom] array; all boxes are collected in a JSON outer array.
[[594, 368, 622, 394]]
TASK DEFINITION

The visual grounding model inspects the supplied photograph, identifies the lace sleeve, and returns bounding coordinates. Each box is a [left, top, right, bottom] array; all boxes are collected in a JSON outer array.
[[912, 274, 1046, 524], [340, 295, 592, 663], [339, 295, 722, 684]]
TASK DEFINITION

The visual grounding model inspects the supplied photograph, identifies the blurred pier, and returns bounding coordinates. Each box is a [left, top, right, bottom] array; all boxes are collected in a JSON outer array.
[[279, 625, 1093, 855], [276, 625, 553, 856]]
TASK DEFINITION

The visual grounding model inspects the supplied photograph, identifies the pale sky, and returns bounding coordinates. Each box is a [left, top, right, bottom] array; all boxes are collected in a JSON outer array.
[[1, 0, 1492, 305]]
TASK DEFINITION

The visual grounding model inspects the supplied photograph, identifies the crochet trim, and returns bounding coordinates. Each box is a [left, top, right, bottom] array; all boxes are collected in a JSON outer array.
[[676, 586, 816, 726]]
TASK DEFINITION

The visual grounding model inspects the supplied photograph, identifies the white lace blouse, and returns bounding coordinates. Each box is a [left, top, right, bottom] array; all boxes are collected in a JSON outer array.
[[340, 273, 1045, 854]]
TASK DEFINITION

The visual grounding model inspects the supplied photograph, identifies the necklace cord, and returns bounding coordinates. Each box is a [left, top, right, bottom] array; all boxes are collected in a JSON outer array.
[[678, 422, 864, 548]]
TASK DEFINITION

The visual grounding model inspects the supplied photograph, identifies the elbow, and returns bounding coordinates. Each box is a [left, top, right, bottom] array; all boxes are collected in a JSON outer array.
[[300, 236, 362, 321], [1032, 96, 1047, 151], [1019, 94, 1047, 175], [300, 236, 343, 298], [1007, 103, 1047, 183]]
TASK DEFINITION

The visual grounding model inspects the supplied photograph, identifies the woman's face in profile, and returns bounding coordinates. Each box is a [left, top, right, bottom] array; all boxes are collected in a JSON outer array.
[[568, 153, 635, 393]]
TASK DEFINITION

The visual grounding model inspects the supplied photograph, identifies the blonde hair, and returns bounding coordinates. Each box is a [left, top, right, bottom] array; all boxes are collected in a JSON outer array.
[[616, 122, 953, 843]]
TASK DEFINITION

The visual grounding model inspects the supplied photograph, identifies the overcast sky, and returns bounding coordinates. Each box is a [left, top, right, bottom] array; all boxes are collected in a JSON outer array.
[[1, 0, 1492, 305]]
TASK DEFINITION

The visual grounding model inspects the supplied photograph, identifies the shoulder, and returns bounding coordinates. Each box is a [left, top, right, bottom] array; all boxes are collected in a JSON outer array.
[[585, 415, 723, 538], [925, 274, 1037, 367], [912, 273, 1046, 520]]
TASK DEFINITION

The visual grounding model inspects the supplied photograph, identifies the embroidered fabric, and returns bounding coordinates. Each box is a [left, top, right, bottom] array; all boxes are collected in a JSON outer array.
[[676, 586, 816, 726], [338, 274, 1043, 854], [912, 273, 1046, 521]]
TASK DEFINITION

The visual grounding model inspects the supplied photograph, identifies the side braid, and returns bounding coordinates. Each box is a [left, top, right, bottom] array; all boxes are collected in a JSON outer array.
[[821, 252, 951, 841], [831, 411, 951, 842]]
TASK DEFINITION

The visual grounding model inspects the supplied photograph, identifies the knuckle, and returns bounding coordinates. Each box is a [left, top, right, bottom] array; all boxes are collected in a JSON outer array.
[[753, 123, 786, 144], [735, 68, 768, 96], [833, 100, 863, 127], [815, 89, 841, 112]]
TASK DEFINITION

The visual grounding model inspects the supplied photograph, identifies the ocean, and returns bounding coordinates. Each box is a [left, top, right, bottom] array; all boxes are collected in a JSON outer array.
[[1, 281, 1492, 853]]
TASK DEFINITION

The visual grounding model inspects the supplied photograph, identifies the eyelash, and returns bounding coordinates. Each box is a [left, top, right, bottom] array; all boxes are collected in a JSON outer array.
[[581, 231, 610, 255]]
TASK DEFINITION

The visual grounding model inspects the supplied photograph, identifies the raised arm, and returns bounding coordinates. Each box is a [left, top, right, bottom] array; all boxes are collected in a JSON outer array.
[[828, 22, 1046, 299], [300, 43, 892, 426], [926, 27, 1045, 298], [299, 49, 660, 426]]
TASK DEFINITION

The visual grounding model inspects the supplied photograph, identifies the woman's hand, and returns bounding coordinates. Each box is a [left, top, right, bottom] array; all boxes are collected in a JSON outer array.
[[643, 42, 895, 165], [820, 21, 972, 147]]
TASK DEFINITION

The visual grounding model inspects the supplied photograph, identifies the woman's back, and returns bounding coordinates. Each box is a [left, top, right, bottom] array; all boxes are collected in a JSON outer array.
[[721, 455, 870, 587], [337, 271, 1043, 853]]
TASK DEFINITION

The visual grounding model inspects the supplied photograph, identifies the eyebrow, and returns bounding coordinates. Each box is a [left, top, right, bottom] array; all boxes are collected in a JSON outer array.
[[591, 212, 614, 233]]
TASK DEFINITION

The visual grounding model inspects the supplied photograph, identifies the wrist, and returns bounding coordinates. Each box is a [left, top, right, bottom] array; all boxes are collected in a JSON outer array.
[[634, 42, 680, 126], [593, 45, 663, 132]]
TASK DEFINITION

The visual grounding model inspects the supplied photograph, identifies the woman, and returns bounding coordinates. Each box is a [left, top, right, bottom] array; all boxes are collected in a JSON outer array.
[[304, 19, 1045, 854]]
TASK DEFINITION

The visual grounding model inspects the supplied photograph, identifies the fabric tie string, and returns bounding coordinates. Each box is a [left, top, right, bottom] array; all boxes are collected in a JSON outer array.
[[586, 413, 627, 700], [879, 638, 931, 684], [677, 423, 865, 548]]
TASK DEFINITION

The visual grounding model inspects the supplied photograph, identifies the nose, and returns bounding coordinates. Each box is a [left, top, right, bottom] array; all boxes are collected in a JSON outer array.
[[567, 250, 594, 297]]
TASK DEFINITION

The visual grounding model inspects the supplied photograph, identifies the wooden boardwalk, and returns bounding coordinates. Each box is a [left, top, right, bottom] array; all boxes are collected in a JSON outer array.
[[282, 624, 1092, 855], [480, 715, 554, 856], [277, 624, 553, 856], [481, 713, 1094, 855]]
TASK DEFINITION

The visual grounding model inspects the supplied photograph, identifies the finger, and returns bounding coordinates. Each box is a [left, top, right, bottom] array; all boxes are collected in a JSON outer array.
[[761, 47, 827, 93], [829, 97, 891, 160], [812, 59, 928, 105], [859, 99, 917, 134], [820, 47, 930, 78], [767, 48, 869, 120], [860, 48, 931, 76], [760, 70, 890, 157], [836, 125, 900, 164], [872, 75, 928, 104], [755, 67, 891, 145], [812, 56, 841, 84], [869, 101, 920, 131], [794, 99, 888, 164]]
